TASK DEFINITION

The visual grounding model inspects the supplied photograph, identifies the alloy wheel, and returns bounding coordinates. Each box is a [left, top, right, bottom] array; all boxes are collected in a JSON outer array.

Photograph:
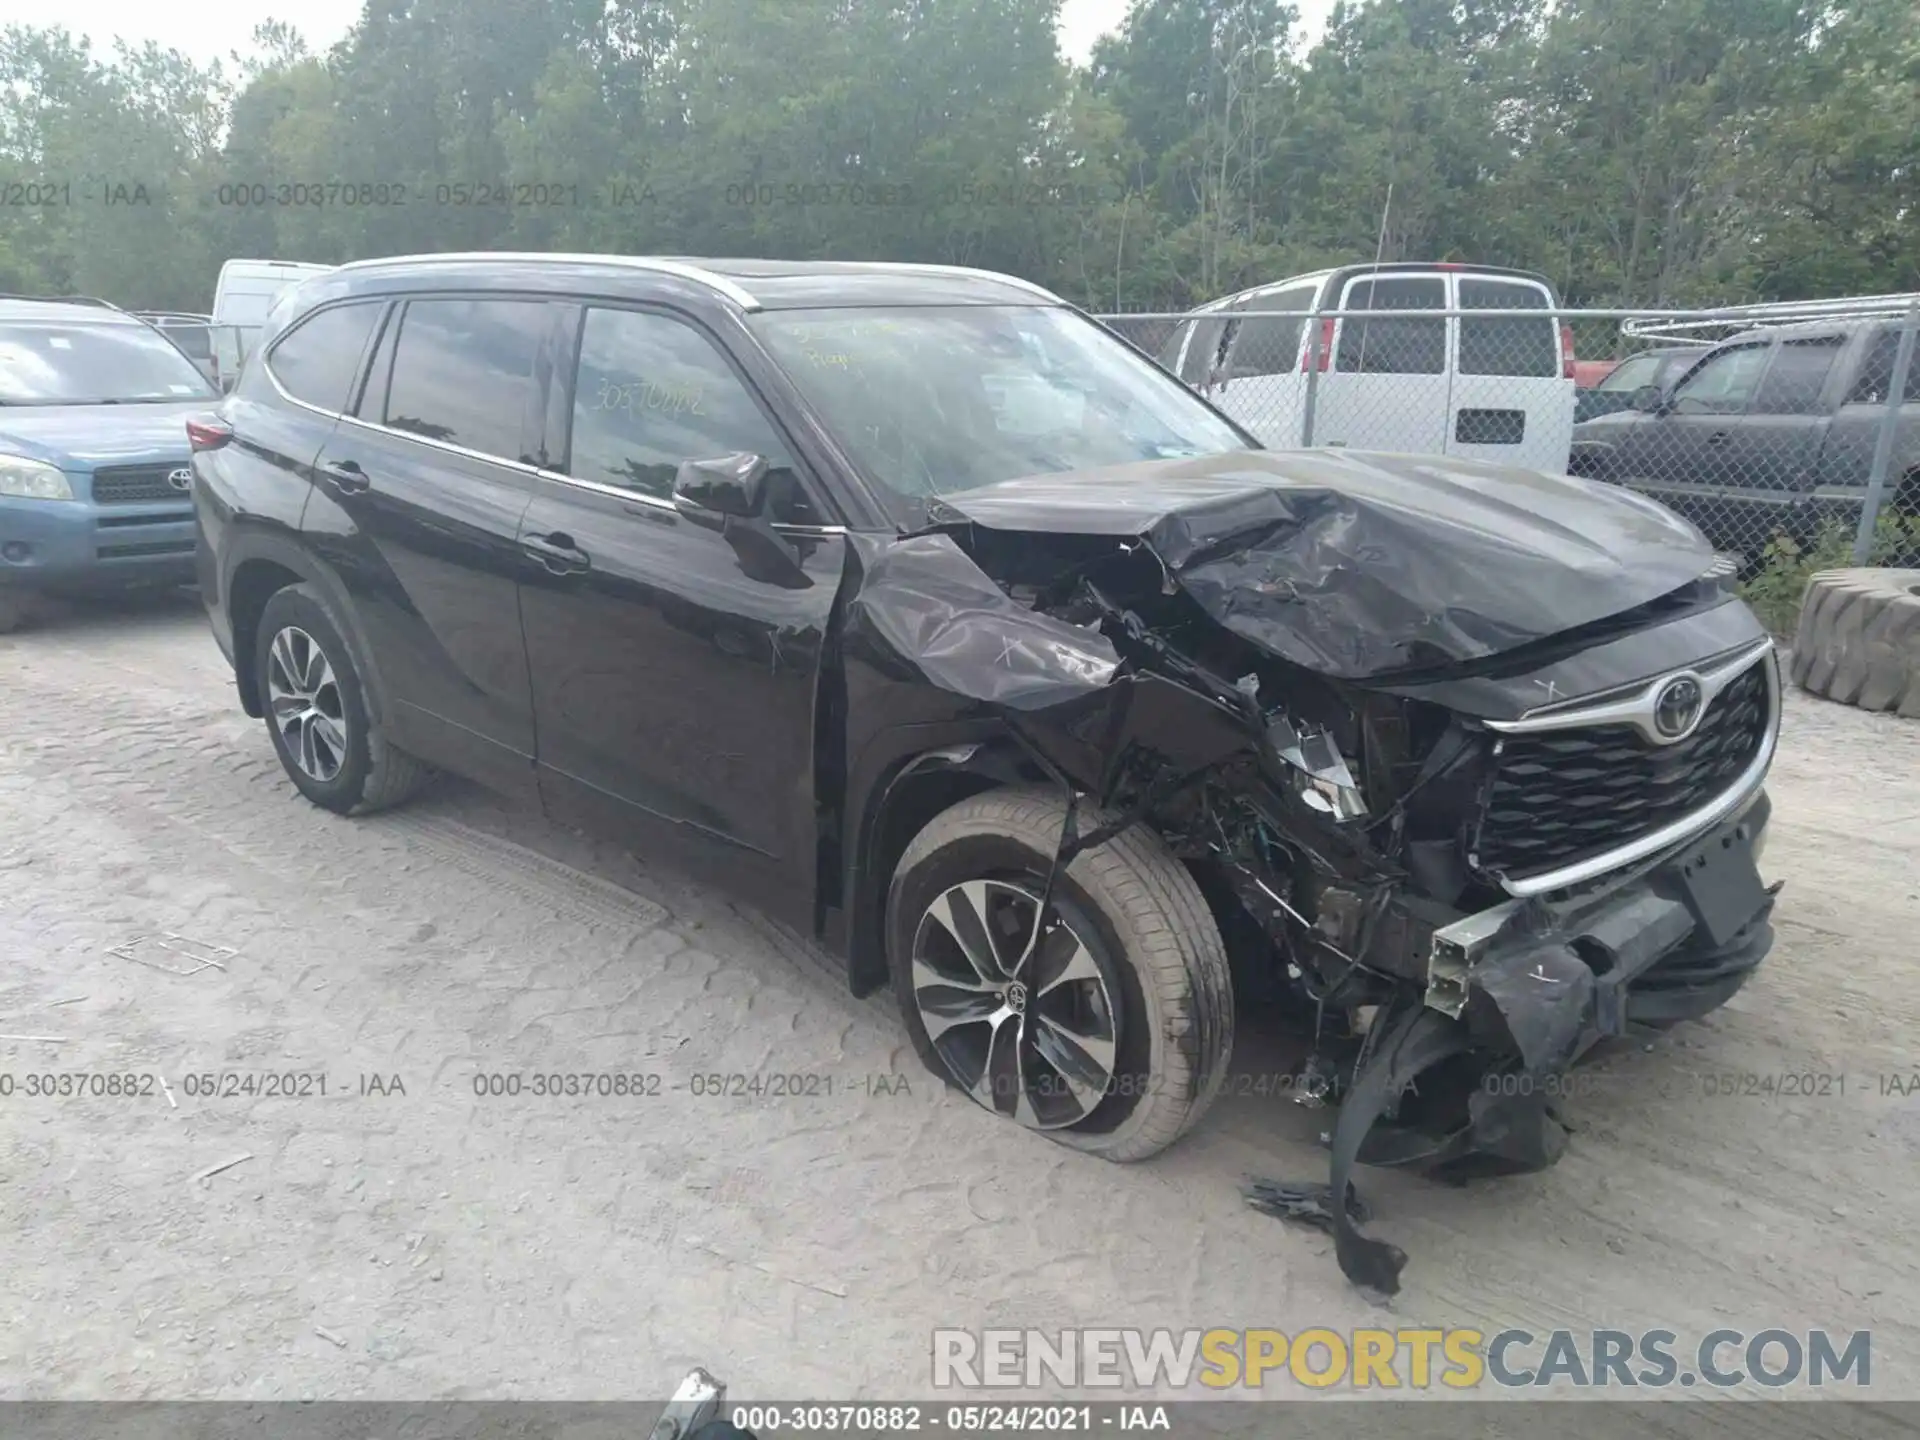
[[266, 625, 348, 783], [910, 878, 1121, 1129]]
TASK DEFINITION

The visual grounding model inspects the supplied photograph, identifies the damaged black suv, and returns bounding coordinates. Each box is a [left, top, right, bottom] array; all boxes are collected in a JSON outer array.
[[195, 255, 1778, 1291]]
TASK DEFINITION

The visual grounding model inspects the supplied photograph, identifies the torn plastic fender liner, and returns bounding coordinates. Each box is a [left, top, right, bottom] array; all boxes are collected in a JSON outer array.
[[842, 532, 1120, 711]]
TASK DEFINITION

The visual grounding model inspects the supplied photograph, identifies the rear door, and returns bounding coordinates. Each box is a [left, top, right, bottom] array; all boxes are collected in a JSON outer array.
[[1314, 272, 1449, 453], [1209, 281, 1318, 447], [515, 301, 847, 928], [299, 293, 557, 800], [1450, 273, 1575, 471]]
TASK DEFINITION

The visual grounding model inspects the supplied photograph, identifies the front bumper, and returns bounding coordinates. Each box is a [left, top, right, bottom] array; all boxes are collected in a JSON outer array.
[[0, 496, 196, 592], [1380, 788, 1775, 1173]]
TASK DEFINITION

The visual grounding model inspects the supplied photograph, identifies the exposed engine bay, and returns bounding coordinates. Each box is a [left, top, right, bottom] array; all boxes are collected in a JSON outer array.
[[842, 450, 1783, 1295]]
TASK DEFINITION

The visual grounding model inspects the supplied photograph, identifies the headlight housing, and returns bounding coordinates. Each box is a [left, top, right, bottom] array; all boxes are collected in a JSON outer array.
[[0, 455, 77, 501]]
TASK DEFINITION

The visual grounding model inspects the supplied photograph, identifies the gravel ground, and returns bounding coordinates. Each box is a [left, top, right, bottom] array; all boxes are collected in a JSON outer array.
[[2, 591, 1918, 1403]]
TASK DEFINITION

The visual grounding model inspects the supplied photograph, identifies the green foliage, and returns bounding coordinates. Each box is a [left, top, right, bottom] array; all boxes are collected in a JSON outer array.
[[1739, 512, 1920, 637], [0, 0, 1913, 311]]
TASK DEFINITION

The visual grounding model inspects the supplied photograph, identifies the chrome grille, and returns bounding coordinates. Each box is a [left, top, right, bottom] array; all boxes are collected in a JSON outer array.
[[91, 464, 190, 504], [1475, 659, 1772, 882]]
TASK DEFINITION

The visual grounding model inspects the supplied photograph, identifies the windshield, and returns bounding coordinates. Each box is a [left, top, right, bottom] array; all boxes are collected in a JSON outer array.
[[751, 306, 1251, 501], [0, 320, 218, 404]]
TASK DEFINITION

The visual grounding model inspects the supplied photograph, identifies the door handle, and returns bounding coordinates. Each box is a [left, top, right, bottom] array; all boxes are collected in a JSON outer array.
[[522, 532, 591, 575], [319, 459, 370, 493], [1706, 431, 1731, 446]]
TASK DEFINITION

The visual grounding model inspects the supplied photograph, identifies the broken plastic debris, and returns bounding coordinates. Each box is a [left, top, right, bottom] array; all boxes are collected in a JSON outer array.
[[1245, 1178, 1371, 1233], [110, 933, 237, 977], [1263, 714, 1367, 821]]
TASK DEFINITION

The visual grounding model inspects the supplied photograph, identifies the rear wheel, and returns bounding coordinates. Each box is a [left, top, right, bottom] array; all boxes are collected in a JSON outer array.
[[254, 583, 432, 814], [887, 787, 1234, 1161]]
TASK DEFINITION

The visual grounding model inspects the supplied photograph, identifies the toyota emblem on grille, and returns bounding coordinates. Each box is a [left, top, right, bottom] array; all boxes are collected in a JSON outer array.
[[1652, 675, 1705, 741], [167, 467, 193, 492]]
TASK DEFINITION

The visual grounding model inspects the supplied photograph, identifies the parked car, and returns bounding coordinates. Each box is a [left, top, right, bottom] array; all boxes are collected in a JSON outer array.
[[0, 295, 220, 633], [196, 254, 1779, 1293], [1155, 262, 1578, 473], [1570, 320, 1920, 557], [136, 310, 219, 387], [211, 258, 332, 387], [1572, 344, 1707, 423]]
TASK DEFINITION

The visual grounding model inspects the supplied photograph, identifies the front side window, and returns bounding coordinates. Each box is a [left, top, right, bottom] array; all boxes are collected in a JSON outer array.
[[268, 303, 382, 413], [1671, 343, 1770, 415], [1458, 277, 1558, 377], [382, 298, 549, 461], [565, 306, 814, 521], [0, 320, 216, 404], [1336, 276, 1445, 374], [751, 305, 1250, 503]]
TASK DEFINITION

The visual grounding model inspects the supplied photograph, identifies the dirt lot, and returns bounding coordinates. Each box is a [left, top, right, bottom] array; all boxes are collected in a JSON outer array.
[[2, 591, 1918, 1402]]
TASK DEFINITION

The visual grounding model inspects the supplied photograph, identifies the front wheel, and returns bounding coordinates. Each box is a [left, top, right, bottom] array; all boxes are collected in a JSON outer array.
[[886, 787, 1234, 1162]]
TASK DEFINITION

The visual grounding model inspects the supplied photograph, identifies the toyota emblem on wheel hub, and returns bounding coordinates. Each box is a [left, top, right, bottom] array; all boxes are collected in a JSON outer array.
[[1652, 675, 1705, 741], [167, 467, 193, 492]]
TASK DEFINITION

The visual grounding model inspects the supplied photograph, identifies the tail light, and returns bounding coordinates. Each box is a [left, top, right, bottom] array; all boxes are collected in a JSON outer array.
[[1559, 323, 1577, 380], [1302, 317, 1336, 372], [186, 416, 232, 452]]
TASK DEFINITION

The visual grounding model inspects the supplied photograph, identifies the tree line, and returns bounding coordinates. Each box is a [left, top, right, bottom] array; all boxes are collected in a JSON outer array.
[[0, 0, 1914, 316]]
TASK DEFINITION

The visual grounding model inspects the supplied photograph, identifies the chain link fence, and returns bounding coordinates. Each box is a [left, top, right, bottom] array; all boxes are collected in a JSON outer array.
[[1098, 299, 1920, 573]]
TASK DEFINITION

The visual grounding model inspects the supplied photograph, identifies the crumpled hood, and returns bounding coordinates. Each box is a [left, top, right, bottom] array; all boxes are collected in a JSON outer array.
[[928, 448, 1715, 679], [0, 402, 206, 471]]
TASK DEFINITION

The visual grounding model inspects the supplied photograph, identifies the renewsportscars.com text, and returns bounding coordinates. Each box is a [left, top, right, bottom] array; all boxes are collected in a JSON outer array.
[[932, 1327, 1871, 1391]]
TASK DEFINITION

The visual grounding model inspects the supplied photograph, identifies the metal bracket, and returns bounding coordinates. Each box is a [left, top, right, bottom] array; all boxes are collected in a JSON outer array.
[[1424, 899, 1523, 1017]]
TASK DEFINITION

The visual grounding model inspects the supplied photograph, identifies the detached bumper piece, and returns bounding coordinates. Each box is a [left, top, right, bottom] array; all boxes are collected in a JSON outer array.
[[1248, 792, 1775, 1298]]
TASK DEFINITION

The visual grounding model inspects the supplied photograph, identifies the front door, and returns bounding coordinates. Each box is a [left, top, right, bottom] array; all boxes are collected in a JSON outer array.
[[516, 303, 846, 927]]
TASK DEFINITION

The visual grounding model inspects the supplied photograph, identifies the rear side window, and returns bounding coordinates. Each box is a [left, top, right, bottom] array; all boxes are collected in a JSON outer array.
[[383, 298, 549, 461], [1751, 336, 1844, 414], [1458, 277, 1558, 377], [1848, 330, 1920, 405], [266, 303, 381, 412], [1223, 286, 1315, 379], [1336, 276, 1445, 374]]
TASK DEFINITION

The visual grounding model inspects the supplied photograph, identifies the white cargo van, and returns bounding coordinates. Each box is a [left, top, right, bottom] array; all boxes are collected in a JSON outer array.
[[1157, 262, 1579, 473], [210, 259, 332, 386]]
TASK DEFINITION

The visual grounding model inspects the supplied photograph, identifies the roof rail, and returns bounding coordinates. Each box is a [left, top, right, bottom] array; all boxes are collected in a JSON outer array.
[[334, 252, 763, 311], [0, 293, 125, 310], [836, 261, 1066, 305], [1622, 292, 1920, 342]]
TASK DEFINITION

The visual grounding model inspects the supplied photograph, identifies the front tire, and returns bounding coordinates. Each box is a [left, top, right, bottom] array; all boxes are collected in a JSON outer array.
[[887, 787, 1234, 1161], [254, 583, 432, 815]]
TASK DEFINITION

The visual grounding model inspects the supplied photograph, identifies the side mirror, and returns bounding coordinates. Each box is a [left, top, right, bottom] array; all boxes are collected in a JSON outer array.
[[1629, 384, 1666, 414], [673, 452, 768, 518]]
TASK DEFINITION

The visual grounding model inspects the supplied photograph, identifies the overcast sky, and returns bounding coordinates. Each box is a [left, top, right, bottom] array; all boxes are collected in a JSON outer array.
[[14, 0, 1336, 73]]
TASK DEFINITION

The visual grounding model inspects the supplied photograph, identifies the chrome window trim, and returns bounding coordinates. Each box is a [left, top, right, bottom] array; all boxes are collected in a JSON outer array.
[[265, 363, 848, 536], [333, 253, 763, 312], [1488, 642, 1780, 899]]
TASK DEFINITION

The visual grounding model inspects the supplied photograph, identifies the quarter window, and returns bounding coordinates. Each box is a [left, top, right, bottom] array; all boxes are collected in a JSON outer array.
[[382, 298, 550, 461], [267, 303, 382, 413]]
